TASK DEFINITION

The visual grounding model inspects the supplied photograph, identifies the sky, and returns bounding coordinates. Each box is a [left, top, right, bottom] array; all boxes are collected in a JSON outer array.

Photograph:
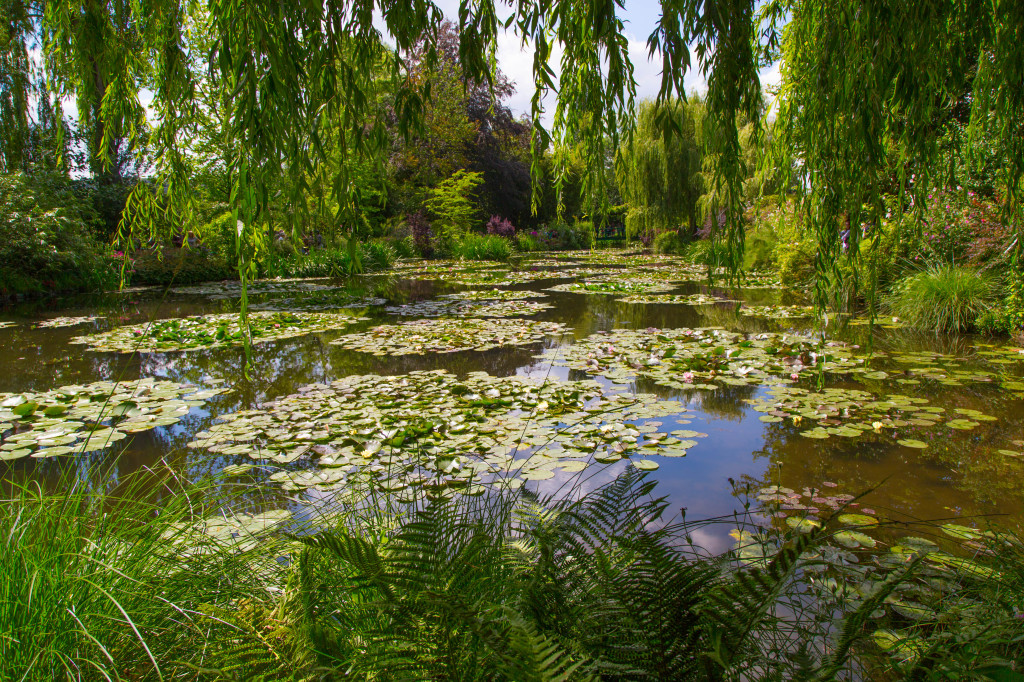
[[426, 0, 783, 122]]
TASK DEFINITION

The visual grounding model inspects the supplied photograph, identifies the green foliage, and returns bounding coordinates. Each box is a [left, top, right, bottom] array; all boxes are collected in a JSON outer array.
[[0, 172, 119, 294], [515, 233, 543, 252], [424, 170, 484, 247], [617, 99, 704, 242], [129, 249, 235, 286], [884, 264, 997, 333], [0, 467, 284, 680], [452, 233, 513, 262], [259, 242, 395, 279], [653, 230, 688, 255]]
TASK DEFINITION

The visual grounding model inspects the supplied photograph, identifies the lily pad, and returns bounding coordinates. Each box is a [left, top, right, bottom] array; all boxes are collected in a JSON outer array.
[[72, 311, 366, 353], [384, 299, 552, 318], [0, 379, 229, 459], [34, 316, 103, 329], [331, 318, 570, 356]]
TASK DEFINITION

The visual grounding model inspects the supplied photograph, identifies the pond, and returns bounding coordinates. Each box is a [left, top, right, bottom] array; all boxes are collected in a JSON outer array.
[[2, 251, 1023, 551]]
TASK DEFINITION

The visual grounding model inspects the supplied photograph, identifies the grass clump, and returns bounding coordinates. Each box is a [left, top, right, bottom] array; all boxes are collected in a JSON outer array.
[[452, 233, 513, 261], [884, 264, 996, 333]]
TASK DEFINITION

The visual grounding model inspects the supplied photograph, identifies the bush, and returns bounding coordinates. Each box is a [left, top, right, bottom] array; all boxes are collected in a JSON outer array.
[[884, 264, 995, 333], [452, 233, 512, 261], [653, 230, 687, 255], [682, 239, 730, 267], [515, 233, 543, 252], [486, 215, 516, 238], [0, 172, 120, 295], [130, 249, 236, 286], [361, 240, 397, 270]]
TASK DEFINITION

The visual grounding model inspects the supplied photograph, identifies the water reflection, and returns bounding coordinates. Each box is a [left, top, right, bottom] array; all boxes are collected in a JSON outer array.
[[2, 264, 1023, 536]]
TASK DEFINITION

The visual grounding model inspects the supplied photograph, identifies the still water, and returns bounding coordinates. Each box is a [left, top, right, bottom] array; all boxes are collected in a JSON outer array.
[[2, 254, 1022, 551]]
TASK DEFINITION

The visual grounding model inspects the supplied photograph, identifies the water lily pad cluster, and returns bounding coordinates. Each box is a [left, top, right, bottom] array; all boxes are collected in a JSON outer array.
[[867, 347, 1024, 394], [385, 299, 553, 318], [545, 278, 676, 296], [403, 269, 553, 286], [745, 385, 995, 442], [171, 278, 342, 299], [72, 311, 367, 353], [249, 293, 386, 312], [34, 315, 103, 329], [616, 293, 736, 306], [739, 305, 816, 319], [1, 378, 228, 459], [331, 318, 569, 355], [537, 327, 862, 389], [190, 370, 692, 494], [0, 321, 16, 329], [440, 289, 548, 301]]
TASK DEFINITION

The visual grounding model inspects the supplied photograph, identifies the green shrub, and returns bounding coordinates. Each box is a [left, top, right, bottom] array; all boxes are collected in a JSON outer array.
[[130, 249, 236, 286], [388, 235, 417, 258], [0, 172, 121, 295], [682, 239, 730, 267], [515, 233, 543, 252], [453, 233, 513, 261], [653, 230, 687, 255], [884, 264, 996, 333], [362, 240, 397, 270]]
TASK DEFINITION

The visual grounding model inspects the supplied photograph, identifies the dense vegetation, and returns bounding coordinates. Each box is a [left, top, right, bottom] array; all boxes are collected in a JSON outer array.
[[3, 0, 1024, 679]]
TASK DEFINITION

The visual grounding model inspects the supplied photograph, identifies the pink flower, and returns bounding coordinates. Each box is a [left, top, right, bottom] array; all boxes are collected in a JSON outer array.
[[790, 373, 799, 380], [681, 372, 694, 383]]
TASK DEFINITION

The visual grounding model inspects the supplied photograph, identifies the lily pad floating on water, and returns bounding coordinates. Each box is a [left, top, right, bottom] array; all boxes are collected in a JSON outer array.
[[615, 293, 738, 306], [545, 278, 676, 296], [739, 305, 816, 319], [171, 278, 343, 299], [537, 327, 862, 390], [0, 378, 229, 459], [439, 289, 549, 301], [0, 321, 16, 329], [743, 385, 977, 441], [249, 293, 387, 312], [331, 317, 569, 356], [34, 316, 103, 329], [190, 370, 692, 493], [383, 299, 553, 318], [71, 311, 367, 353]]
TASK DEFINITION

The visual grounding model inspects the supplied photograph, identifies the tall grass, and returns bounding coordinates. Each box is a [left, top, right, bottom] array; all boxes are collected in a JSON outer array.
[[0, 467, 284, 680], [3, 463, 1022, 679], [884, 263, 995, 333], [452, 233, 513, 261]]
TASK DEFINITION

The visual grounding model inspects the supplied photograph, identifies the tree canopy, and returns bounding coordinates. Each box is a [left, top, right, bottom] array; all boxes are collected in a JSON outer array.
[[1, 0, 1021, 296]]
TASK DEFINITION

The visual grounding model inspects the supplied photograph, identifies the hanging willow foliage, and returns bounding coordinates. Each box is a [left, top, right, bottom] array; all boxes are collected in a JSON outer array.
[[769, 0, 1024, 315], [1, 0, 1019, 323]]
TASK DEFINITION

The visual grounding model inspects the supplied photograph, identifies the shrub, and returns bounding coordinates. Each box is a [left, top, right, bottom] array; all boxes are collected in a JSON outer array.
[[653, 230, 686, 255], [452, 233, 512, 261], [486, 215, 516, 238], [884, 264, 995, 333], [515, 233, 542, 252], [130, 250, 236, 286], [362, 240, 397, 270], [388, 235, 417, 258], [0, 172, 120, 295]]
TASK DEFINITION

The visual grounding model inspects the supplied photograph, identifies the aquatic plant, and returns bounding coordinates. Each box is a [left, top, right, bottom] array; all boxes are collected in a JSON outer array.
[[1, 379, 228, 459], [330, 318, 569, 355], [383, 299, 552, 318], [33, 315, 103, 328], [72, 311, 367, 353], [190, 370, 692, 491], [439, 289, 548, 301]]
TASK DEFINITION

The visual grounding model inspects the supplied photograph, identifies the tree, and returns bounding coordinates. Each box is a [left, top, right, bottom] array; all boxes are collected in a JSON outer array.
[[616, 98, 704, 242], [424, 169, 483, 246]]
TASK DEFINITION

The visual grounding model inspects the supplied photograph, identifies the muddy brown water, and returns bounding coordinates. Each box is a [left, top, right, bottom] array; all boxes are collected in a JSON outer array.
[[2, 260, 1022, 552]]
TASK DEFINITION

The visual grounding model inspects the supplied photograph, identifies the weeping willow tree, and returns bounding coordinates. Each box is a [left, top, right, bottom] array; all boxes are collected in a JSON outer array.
[[0, 0, 1017, 323], [616, 98, 704, 243], [768, 0, 1024, 316]]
